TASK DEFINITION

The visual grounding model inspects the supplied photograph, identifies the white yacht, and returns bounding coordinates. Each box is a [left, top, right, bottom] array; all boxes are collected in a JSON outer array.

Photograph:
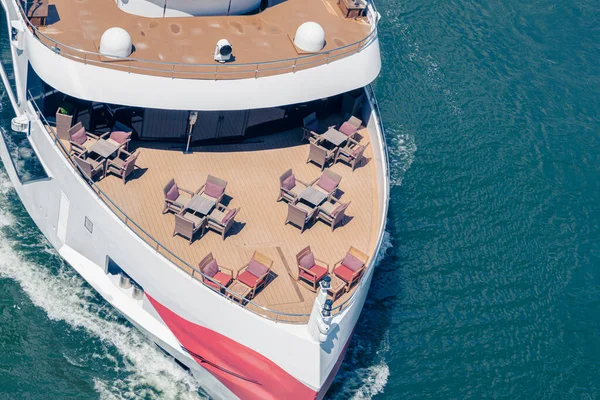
[[0, 0, 389, 398]]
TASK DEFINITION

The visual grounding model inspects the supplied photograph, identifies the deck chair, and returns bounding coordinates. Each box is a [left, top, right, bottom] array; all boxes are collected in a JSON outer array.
[[207, 205, 240, 240], [333, 247, 369, 292], [198, 253, 233, 292], [317, 199, 350, 232], [296, 246, 329, 292], [198, 174, 227, 204], [335, 139, 369, 172], [173, 212, 206, 245], [306, 142, 335, 171], [162, 178, 196, 214], [277, 169, 310, 203], [105, 148, 140, 184], [236, 252, 273, 298], [285, 202, 317, 233], [68, 122, 100, 157]]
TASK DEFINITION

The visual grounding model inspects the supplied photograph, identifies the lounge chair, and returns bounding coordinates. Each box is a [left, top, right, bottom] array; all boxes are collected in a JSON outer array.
[[285, 202, 317, 233], [68, 122, 101, 157], [302, 112, 321, 142], [277, 169, 310, 203], [335, 138, 369, 172], [173, 212, 206, 244], [105, 148, 140, 184], [306, 142, 335, 171], [333, 247, 369, 292], [236, 252, 273, 298], [311, 170, 342, 199], [296, 246, 329, 292], [100, 129, 132, 151], [198, 174, 227, 204], [162, 178, 197, 214], [72, 153, 105, 181], [198, 253, 233, 292], [207, 205, 240, 240], [317, 199, 350, 231]]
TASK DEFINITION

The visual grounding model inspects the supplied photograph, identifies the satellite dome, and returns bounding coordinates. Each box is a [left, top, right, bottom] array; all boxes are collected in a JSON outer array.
[[294, 22, 325, 53], [99, 27, 132, 58]]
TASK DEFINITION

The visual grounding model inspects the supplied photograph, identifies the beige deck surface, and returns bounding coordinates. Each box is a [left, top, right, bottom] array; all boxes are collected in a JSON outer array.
[[89, 126, 380, 320], [37, 0, 372, 79]]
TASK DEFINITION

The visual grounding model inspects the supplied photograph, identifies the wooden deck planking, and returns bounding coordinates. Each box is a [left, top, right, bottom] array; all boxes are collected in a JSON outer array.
[[75, 126, 380, 314]]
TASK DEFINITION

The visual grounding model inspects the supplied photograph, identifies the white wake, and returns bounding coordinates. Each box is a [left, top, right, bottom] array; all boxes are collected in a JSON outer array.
[[0, 171, 205, 400]]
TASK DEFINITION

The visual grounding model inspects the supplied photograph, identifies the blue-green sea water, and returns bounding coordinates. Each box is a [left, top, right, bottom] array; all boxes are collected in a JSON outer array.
[[1, 0, 600, 398]]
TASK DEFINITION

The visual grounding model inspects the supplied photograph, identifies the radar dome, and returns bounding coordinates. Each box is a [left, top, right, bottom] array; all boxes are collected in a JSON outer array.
[[294, 22, 325, 53], [99, 27, 132, 58]]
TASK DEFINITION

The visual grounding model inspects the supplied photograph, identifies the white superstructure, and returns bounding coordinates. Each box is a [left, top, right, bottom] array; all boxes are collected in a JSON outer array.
[[0, 0, 389, 398]]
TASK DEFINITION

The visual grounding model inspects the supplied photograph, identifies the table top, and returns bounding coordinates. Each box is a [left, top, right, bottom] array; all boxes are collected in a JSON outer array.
[[187, 195, 216, 215], [228, 281, 251, 299], [329, 274, 347, 293], [89, 139, 119, 159], [299, 186, 328, 206], [322, 128, 349, 147]]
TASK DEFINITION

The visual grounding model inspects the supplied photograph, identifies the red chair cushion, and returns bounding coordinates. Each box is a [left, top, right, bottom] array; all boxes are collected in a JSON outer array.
[[317, 174, 337, 193], [202, 259, 218, 278], [299, 264, 327, 282], [71, 127, 87, 145], [339, 122, 357, 137], [334, 265, 356, 283], [282, 175, 295, 191], [214, 271, 232, 287], [342, 253, 364, 272], [238, 270, 260, 288], [299, 252, 315, 270], [166, 184, 179, 201], [246, 259, 268, 277], [205, 181, 225, 198]]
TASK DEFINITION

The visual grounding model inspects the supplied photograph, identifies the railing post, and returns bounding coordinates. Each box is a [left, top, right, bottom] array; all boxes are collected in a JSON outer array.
[[292, 58, 297, 73], [171, 64, 175, 79], [254, 63, 259, 79], [326, 53, 330, 64]]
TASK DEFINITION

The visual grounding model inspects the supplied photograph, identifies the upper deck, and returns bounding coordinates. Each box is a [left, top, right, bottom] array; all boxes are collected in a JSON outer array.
[[24, 0, 377, 80]]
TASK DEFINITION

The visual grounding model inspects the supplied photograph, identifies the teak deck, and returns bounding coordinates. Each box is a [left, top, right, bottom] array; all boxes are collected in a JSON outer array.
[[36, 0, 372, 78], [91, 126, 380, 319]]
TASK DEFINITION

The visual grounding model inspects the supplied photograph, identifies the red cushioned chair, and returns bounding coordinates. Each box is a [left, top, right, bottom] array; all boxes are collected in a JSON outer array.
[[296, 246, 330, 292], [198, 253, 233, 293], [236, 251, 273, 298], [333, 247, 369, 292]]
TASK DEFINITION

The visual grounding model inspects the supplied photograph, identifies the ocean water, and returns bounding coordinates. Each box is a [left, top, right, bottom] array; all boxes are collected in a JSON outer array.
[[1, 0, 599, 398]]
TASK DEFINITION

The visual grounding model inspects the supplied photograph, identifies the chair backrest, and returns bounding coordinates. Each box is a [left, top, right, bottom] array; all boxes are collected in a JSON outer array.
[[73, 155, 93, 179], [122, 151, 140, 179], [296, 246, 312, 265], [163, 178, 176, 197], [68, 122, 84, 139], [198, 253, 215, 279], [207, 174, 227, 191], [174, 214, 194, 238], [348, 246, 369, 266], [303, 112, 317, 128], [252, 251, 274, 272], [332, 202, 350, 227], [287, 203, 308, 228], [308, 143, 328, 166], [110, 130, 132, 144], [322, 169, 342, 186], [220, 207, 239, 234], [344, 114, 362, 129], [279, 169, 293, 187], [352, 144, 367, 164]]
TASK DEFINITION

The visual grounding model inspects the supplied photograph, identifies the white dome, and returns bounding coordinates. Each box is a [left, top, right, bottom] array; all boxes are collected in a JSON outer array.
[[294, 22, 325, 53], [99, 27, 132, 58]]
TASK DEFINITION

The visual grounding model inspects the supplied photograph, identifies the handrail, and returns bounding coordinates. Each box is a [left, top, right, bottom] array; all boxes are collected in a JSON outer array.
[[329, 83, 388, 314], [27, 90, 313, 324], [16, 0, 379, 80]]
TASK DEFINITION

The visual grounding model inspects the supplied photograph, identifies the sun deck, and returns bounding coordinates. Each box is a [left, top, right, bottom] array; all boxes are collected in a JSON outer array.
[[31, 0, 373, 79], [74, 124, 380, 320]]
